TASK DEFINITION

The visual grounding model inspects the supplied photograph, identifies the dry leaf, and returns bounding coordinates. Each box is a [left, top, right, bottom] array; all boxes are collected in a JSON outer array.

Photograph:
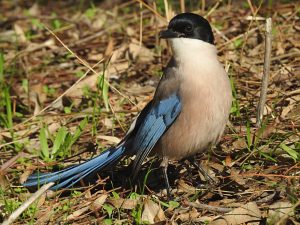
[[108, 198, 138, 210], [103, 118, 113, 129], [67, 73, 98, 98], [281, 102, 296, 118], [88, 53, 104, 61], [48, 122, 62, 134], [66, 205, 90, 221], [104, 39, 114, 57], [177, 179, 197, 194], [107, 61, 129, 76], [29, 92, 42, 115], [141, 199, 165, 224], [92, 14, 106, 30], [37, 193, 46, 208], [0, 174, 9, 189], [176, 207, 200, 222], [268, 202, 294, 224], [97, 135, 121, 144], [225, 155, 232, 167], [26, 39, 56, 52], [230, 168, 246, 185], [14, 24, 27, 43], [126, 84, 155, 95], [210, 162, 224, 172], [31, 83, 47, 104], [20, 170, 32, 184], [90, 194, 108, 211], [129, 39, 154, 62], [232, 138, 247, 150], [211, 202, 261, 225], [28, 3, 40, 16]]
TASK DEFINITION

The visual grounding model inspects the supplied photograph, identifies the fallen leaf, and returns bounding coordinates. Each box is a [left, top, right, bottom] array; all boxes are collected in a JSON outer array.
[[0, 174, 9, 189], [92, 14, 106, 30], [211, 202, 261, 225], [104, 39, 114, 57], [225, 155, 232, 167], [28, 3, 40, 16], [129, 39, 154, 62], [97, 135, 121, 144], [14, 24, 27, 43], [176, 207, 200, 222], [230, 168, 246, 185], [177, 179, 197, 194], [20, 170, 32, 184], [268, 201, 294, 224], [29, 92, 42, 115], [66, 205, 90, 221], [232, 138, 247, 150], [108, 198, 138, 210], [90, 194, 108, 211], [141, 199, 165, 224]]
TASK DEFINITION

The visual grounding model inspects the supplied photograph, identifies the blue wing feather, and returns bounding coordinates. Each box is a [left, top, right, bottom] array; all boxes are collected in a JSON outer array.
[[23, 146, 125, 190], [132, 93, 181, 175], [23, 93, 181, 190]]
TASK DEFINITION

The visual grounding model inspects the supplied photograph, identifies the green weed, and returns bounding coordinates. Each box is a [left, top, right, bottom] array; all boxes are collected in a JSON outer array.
[[38, 117, 88, 161]]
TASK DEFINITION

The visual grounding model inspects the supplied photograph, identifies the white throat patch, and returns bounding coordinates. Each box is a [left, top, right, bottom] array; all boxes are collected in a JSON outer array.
[[170, 38, 217, 65]]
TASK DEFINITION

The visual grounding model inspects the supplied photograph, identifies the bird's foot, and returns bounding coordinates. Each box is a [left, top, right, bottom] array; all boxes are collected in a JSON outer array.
[[161, 157, 172, 200]]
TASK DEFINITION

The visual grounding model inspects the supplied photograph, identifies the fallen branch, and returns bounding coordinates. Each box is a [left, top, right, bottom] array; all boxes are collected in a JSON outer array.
[[2, 182, 54, 225], [256, 18, 272, 127]]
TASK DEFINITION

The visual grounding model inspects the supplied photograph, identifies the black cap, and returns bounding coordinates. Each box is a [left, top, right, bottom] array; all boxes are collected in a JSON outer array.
[[159, 13, 214, 45]]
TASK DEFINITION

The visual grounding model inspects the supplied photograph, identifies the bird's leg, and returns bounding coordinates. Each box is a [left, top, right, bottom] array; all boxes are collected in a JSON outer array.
[[160, 157, 171, 199]]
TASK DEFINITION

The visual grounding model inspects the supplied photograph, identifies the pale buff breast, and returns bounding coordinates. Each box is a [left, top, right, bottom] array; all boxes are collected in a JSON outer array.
[[153, 39, 232, 160]]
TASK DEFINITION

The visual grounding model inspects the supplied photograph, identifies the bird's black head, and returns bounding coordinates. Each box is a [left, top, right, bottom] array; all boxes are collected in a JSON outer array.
[[159, 13, 214, 45]]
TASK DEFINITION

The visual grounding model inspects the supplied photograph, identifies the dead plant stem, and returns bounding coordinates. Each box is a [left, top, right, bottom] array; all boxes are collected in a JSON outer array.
[[256, 18, 272, 127]]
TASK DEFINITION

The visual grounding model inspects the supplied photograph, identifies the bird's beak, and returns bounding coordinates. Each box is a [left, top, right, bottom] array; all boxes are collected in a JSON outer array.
[[159, 29, 183, 39]]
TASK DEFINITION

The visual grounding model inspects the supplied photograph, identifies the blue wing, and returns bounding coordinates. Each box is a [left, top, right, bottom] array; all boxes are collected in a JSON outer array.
[[131, 93, 182, 176]]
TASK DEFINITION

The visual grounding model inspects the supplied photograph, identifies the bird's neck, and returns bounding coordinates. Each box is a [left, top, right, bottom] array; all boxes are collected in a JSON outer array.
[[170, 38, 218, 68]]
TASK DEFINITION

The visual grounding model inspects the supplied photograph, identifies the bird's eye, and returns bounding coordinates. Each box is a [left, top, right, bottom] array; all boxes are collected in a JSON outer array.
[[185, 25, 193, 32]]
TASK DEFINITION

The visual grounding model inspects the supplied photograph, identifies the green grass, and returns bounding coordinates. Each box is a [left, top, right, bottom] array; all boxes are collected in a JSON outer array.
[[38, 117, 88, 162], [0, 1, 299, 224]]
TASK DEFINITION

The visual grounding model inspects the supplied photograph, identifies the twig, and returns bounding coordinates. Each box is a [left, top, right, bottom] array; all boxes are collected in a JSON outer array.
[[204, 0, 221, 18], [217, 24, 264, 51], [70, 24, 119, 47], [163, 0, 170, 21], [0, 152, 26, 172], [139, 2, 143, 47], [2, 182, 54, 225], [256, 18, 272, 128], [134, 0, 167, 23], [251, 51, 300, 65], [180, 0, 185, 13], [187, 201, 232, 213], [255, 191, 276, 203]]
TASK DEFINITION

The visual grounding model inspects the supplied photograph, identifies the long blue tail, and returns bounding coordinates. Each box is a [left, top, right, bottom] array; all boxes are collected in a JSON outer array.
[[23, 145, 125, 190]]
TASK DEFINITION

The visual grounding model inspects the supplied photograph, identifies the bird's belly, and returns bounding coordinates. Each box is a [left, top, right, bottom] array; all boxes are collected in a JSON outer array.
[[154, 82, 231, 160]]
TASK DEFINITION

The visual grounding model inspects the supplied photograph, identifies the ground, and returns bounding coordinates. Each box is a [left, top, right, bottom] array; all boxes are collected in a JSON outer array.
[[0, 0, 299, 224]]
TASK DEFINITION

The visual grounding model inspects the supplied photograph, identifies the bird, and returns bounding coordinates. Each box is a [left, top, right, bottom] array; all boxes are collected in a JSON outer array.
[[23, 13, 232, 193]]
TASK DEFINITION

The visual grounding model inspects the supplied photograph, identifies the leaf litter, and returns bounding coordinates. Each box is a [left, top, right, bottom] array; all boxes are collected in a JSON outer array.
[[0, 0, 299, 224]]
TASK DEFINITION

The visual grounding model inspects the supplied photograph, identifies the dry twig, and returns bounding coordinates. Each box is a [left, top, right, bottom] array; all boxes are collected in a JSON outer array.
[[187, 201, 232, 213], [2, 182, 54, 225], [256, 18, 272, 127]]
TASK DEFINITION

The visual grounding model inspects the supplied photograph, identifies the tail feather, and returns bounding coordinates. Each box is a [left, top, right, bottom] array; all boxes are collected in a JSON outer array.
[[23, 146, 125, 190]]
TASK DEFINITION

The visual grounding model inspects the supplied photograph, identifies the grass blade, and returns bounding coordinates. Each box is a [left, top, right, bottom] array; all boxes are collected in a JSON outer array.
[[39, 127, 49, 160]]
